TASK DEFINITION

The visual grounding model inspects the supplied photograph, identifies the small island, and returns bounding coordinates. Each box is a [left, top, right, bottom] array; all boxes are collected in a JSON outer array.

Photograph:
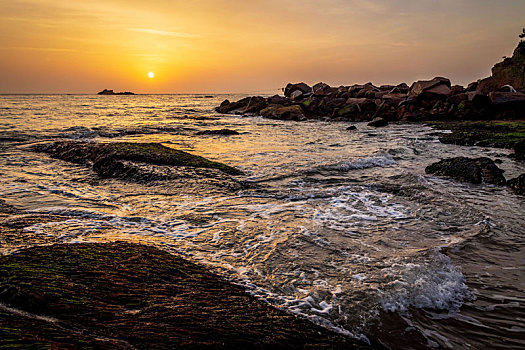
[[97, 89, 135, 95]]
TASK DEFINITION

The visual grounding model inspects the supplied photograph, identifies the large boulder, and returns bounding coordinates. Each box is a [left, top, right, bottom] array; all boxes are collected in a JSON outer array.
[[475, 77, 500, 95], [507, 174, 525, 195], [216, 97, 251, 114], [284, 83, 312, 98], [492, 41, 525, 92], [267, 95, 290, 106], [425, 157, 506, 185], [259, 105, 306, 121], [242, 96, 268, 114], [409, 77, 451, 99]]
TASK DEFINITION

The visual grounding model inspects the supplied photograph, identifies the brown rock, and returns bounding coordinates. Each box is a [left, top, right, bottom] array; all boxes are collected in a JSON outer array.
[[409, 77, 451, 99]]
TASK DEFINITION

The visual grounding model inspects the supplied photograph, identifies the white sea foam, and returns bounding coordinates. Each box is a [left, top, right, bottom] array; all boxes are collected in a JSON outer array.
[[323, 154, 396, 172], [380, 253, 471, 313]]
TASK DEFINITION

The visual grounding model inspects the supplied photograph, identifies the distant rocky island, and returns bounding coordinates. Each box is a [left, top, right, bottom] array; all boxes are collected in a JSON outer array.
[[97, 89, 135, 95]]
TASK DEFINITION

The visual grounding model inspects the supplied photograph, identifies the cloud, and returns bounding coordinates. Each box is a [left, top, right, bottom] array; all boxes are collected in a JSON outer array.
[[128, 28, 200, 38]]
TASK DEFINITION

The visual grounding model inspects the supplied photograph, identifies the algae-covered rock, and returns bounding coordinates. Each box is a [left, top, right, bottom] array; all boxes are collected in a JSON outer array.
[[33, 141, 242, 176], [0, 243, 370, 349], [425, 157, 506, 185]]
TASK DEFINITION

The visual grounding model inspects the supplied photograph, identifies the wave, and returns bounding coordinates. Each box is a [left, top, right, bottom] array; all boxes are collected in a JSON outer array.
[[321, 154, 396, 172]]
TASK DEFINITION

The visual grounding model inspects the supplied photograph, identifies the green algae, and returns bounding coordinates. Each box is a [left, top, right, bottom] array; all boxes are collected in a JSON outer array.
[[426, 120, 525, 149], [0, 243, 371, 349]]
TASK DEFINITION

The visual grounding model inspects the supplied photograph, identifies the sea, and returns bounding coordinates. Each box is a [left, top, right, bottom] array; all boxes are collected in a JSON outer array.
[[0, 94, 524, 349]]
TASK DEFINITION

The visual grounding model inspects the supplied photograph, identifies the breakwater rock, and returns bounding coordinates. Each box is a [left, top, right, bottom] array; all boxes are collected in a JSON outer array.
[[217, 41, 525, 123]]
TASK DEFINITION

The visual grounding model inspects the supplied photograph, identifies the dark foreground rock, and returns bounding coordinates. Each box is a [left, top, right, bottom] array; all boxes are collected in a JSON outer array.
[[425, 157, 506, 185], [507, 174, 525, 195], [0, 243, 371, 349]]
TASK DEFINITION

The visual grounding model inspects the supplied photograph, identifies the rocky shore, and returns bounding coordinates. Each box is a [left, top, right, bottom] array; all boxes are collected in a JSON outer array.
[[216, 40, 525, 194], [216, 41, 525, 124]]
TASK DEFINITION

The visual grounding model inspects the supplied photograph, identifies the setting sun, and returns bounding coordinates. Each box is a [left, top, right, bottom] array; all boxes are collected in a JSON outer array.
[[148, 72, 155, 79]]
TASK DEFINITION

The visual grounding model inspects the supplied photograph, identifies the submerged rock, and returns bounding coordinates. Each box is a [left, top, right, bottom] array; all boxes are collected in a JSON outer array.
[[0, 243, 369, 349], [507, 174, 525, 194], [196, 129, 240, 136], [367, 117, 388, 128], [425, 157, 506, 185]]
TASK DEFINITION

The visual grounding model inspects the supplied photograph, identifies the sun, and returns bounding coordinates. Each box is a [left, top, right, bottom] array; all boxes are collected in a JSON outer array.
[[147, 72, 155, 79]]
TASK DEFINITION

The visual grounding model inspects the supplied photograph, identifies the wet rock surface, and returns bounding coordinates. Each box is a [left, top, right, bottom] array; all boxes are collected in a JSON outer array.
[[195, 128, 240, 136], [507, 174, 525, 195], [425, 157, 507, 185], [32, 141, 243, 181], [427, 121, 525, 150], [0, 243, 371, 349]]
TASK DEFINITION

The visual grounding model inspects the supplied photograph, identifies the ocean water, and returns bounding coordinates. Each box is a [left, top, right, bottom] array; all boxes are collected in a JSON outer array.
[[0, 94, 524, 349]]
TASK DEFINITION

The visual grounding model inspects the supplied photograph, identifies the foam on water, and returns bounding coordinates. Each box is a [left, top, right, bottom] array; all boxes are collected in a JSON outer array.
[[380, 252, 472, 313]]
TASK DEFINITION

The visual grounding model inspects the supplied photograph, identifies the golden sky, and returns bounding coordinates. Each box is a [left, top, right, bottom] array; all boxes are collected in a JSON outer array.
[[1, 0, 524, 93]]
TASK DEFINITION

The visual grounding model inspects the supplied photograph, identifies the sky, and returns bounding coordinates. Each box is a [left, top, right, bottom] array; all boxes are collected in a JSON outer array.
[[1, 0, 524, 94]]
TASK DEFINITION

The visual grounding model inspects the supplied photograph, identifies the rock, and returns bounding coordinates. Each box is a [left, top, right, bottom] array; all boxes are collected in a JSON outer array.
[[346, 125, 357, 130], [242, 96, 267, 113], [425, 157, 506, 185], [216, 97, 251, 114], [284, 83, 312, 98], [409, 77, 451, 99], [498, 85, 517, 93], [492, 41, 525, 92], [356, 84, 379, 99], [466, 92, 492, 109], [290, 90, 304, 100], [367, 117, 388, 128], [451, 85, 465, 95], [448, 93, 468, 105], [475, 77, 499, 95], [488, 91, 525, 105], [32, 141, 243, 177], [260, 105, 306, 121], [507, 174, 525, 194], [196, 129, 240, 136], [312, 82, 330, 93], [514, 141, 525, 160], [466, 82, 478, 92], [267, 95, 290, 106], [0, 243, 367, 349], [97, 89, 135, 95]]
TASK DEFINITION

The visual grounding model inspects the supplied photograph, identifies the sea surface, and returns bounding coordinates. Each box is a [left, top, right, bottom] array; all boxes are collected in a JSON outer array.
[[0, 94, 524, 349]]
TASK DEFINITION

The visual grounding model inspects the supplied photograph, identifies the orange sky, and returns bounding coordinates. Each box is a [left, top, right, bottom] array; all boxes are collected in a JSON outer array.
[[1, 0, 524, 93]]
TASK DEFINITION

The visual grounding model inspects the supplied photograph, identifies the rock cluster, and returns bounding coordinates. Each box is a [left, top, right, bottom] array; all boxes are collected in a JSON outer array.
[[217, 41, 525, 124], [97, 89, 135, 95]]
